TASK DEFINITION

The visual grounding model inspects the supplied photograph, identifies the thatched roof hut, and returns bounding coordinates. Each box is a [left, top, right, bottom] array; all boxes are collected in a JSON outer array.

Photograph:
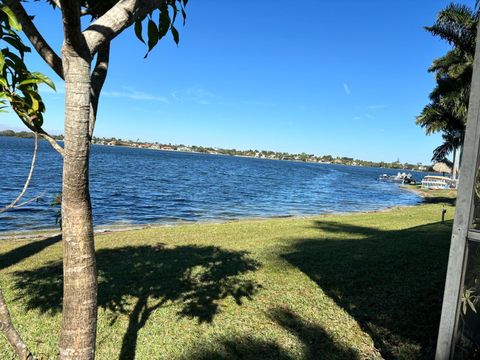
[[433, 161, 453, 174]]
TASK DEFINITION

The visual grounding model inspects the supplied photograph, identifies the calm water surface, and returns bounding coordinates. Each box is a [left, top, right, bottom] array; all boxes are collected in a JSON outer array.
[[0, 136, 424, 233]]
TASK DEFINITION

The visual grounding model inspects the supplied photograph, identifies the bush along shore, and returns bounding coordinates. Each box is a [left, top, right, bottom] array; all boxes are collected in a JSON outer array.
[[0, 191, 455, 359]]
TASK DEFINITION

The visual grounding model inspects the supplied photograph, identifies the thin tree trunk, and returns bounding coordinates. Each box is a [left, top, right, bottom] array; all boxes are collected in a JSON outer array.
[[452, 145, 458, 180], [58, 44, 96, 360], [0, 289, 34, 360], [0, 132, 38, 214]]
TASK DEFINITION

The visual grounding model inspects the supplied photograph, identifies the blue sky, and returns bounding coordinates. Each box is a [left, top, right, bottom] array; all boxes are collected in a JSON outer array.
[[0, 0, 474, 164]]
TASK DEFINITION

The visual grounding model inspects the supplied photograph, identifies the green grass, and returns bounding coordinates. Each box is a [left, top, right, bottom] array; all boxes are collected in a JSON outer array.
[[401, 185, 457, 204], [0, 200, 456, 359]]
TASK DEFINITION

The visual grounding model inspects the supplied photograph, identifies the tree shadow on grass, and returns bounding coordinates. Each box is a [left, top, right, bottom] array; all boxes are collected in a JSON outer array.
[[421, 196, 456, 206], [282, 219, 453, 359], [0, 234, 61, 271], [11, 243, 261, 360], [188, 307, 360, 360]]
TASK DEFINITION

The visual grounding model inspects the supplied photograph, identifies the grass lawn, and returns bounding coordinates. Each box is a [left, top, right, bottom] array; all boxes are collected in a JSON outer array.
[[401, 184, 457, 204], [0, 195, 456, 359]]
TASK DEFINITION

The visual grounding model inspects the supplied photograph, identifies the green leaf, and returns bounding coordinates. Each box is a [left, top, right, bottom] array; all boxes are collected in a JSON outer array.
[[3, 49, 26, 71], [170, 4, 178, 26], [134, 20, 145, 44], [171, 25, 179, 45], [145, 19, 159, 57], [0, 51, 5, 73], [2, 34, 30, 56], [31, 72, 56, 90], [158, 8, 171, 39], [181, 8, 187, 25], [24, 90, 40, 112], [18, 78, 40, 88], [468, 297, 478, 313], [0, 77, 7, 89], [1, 6, 21, 31]]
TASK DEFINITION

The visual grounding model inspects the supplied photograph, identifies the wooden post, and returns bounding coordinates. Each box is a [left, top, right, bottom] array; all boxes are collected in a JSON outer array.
[[435, 20, 480, 360]]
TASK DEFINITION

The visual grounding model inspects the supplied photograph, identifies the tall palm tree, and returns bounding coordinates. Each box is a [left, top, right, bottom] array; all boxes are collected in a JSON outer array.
[[416, 3, 478, 178]]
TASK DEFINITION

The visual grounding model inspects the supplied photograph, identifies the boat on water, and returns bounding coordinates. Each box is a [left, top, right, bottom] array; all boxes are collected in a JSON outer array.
[[421, 175, 457, 190], [378, 172, 417, 184]]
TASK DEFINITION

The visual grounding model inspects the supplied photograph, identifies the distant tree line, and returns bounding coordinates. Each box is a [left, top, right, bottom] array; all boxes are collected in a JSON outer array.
[[1, 129, 431, 171], [0, 129, 63, 140]]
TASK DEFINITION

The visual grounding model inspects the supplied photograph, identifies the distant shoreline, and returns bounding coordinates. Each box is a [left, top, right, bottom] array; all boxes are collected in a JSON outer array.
[[0, 131, 431, 171], [0, 193, 424, 242]]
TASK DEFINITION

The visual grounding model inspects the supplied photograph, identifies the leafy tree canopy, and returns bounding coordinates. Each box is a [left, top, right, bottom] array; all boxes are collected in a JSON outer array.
[[40, 0, 187, 57]]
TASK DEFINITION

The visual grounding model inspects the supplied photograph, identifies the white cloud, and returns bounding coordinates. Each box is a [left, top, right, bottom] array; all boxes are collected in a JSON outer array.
[[353, 116, 361, 120], [171, 90, 183, 103], [241, 100, 277, 107], [172, 87, 216, 105], [366, 105, 388, 110], [43, 83, 216, 106], [186, 87, 216, 105], [42, 84, 169, 104], [343, 83, 351, 95], [103, 87, 169, 103]]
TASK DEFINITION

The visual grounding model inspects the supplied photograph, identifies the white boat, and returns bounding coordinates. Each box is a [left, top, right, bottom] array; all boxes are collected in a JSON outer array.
[[378, 172, 415, 184], [421, 175, 457, 190]]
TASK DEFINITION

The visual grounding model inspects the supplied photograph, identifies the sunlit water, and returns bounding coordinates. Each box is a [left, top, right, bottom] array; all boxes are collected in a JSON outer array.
[[0, 136, 425, 233]]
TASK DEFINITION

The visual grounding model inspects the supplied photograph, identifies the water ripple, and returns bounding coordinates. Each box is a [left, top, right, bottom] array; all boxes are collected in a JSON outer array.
[[0, 136, 426, 233]]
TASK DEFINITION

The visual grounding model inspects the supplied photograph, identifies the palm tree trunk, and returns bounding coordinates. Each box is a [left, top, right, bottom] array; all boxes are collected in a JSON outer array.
[[452, 145, 458, 180], [58, 45, 97, 360], [459, 144, 463, 170]]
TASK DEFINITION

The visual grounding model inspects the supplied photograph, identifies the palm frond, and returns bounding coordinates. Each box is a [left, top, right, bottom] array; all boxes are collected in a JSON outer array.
[[429, 49, 464, 74], [416, 99, 466, 136], [432, 129, 463, 162], [432, 142, 455, 162], [425, 3, 477, 55]]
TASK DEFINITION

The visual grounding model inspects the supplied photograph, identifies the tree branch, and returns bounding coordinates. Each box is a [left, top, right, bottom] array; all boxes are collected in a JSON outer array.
[[14, 192, 46, 209], [4, 0, 64, 79], [83, 0, 164, 56], [0, 289, 35, 360], [19, 118, 64, 157], [59, 0, 86, 53], [37, 131, 64, 157], [0, 133, 38, 215], [89, 42, 110, 138]]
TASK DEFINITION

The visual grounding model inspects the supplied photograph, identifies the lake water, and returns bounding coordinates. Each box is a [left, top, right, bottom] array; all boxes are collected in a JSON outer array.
[[0, 136, 425, 233]]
